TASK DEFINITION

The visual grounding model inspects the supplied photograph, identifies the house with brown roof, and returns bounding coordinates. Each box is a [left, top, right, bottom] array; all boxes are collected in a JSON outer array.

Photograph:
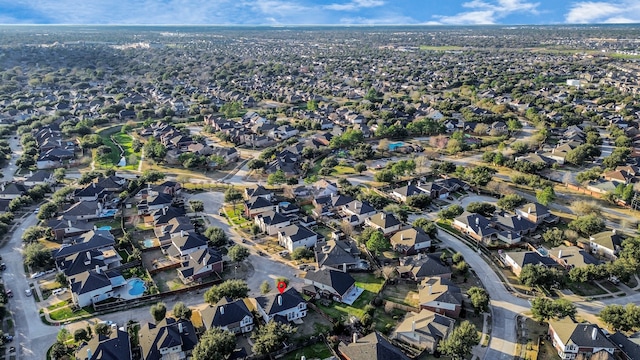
[[365, 212, 402, 235], [392, 309, 455, 354], [548, 317, 616, 360], [418, 276, 462, 318], [390, 227, 432, 255]]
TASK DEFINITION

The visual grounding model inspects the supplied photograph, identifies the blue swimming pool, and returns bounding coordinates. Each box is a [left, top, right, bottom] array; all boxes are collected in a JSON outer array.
[[97, 226, 112, 231], [101, 209, 117, 218], [127, 278, 146, 297], [388, 141, 405, 150], [142, 239, 155, 248]]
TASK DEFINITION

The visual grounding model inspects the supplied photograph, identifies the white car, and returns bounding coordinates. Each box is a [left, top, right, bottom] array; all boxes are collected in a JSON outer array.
[[25, 289, 32, 297], [33, 208, 39, 214], [30, 272, 44, 279]]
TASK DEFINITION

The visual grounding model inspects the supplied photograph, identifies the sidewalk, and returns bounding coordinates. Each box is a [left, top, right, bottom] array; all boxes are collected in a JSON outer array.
[[472, 312, 491, 360]]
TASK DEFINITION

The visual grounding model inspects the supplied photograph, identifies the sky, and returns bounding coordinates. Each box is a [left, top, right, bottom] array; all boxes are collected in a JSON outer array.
[[0, 0, 639, 25]]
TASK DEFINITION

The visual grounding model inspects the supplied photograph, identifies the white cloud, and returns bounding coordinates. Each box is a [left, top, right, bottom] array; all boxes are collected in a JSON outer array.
[[339, 14, 418, 24], [325, 0, 385, 11], [565, 1, 640, 23], [429, 0, 539, 25]]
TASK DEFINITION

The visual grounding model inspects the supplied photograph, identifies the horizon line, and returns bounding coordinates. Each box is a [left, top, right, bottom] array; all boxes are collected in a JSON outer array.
[[0, 22, 639, 27]]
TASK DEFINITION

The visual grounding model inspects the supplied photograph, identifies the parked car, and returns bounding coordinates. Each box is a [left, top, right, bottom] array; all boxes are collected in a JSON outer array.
[[0, 263, 6, 271], [33, 207, 39, 214], [257, 251, 266, 256], [52, 288, 67, 296], [30, 272, 44, 279], [3, 335, 13, 343], [5, 289, 13, 298], [25, 289, 32, 297]]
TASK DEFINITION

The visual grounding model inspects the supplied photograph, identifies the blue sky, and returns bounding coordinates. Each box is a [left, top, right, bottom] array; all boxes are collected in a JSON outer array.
[[0, 0, 639, 25]]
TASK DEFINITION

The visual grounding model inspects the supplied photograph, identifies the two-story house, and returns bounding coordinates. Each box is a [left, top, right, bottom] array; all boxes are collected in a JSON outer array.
[[138, 318, 198, 360], [365, 212, 402, 235], [177, 247, 223, 284], [199, 297, 254, 334], [303, 268, 363, 304], [255, 210, 291, 235], [254, 288, 307, 323], [548, 317, 616, 360], [390, 227, 432, 255], [418, 276, 462, 318], [278, 224, 319, 252]]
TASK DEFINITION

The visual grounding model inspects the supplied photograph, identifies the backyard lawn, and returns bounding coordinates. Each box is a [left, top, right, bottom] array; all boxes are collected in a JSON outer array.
[[112, 133, 139, 170], [48, 305, 94, 321], [382, 283, 420, 307], [282, 342, 332, 360], [566, 281, 606, 297], [317, 273, 387, 322]]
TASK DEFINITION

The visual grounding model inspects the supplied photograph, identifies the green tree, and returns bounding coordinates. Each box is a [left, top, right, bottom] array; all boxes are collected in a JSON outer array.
[[465, 202, 496, 217], [406, 194, 432, 209], [204, 279, 250, 304], [37, 202, 58, 220], [150, 302, 167, 322], [252, 321, 297, 355], [50, 341, 68, 359], [354, 163, 367, 174], [568, 213, 605, 236], [247, 159, 266, 170], [530, 297, 555, 322], [599, 304, 640, 332], [172, 302, 192, 320], [204, 227, 228, 247], [267, 170, 287, 185], [536, 186, 555, 206], [542, 228, 565, 247], [23, 242, 53, 268], [193, 328, 236, 360], [467, 287, 490, 314], [260, 280, 271, 294], [497, 194, 526, 212], [366, 231, 390, 255], [438, 320, 480, 360], [413, 218, 437, 237], [53, 168, 66, 182], [374, 169, 396, 183], [73, 328, 89, 342], [228, 245, 250, 262], [438, 204, 464, 220], [189, 200, 204, 215], [291, 247, 314, 260], [95, 322, 110, 336]]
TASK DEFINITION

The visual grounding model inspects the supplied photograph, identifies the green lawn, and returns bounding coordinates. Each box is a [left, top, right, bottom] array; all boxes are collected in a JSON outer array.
[[317, 273, 385, 320], [282, 342, 332, 360], [49, 305, 94, 321], [112, 133, 139, 170], [94, 126, 122, 168], [333, 165, 355, 175], [567, 281, 606, 297]]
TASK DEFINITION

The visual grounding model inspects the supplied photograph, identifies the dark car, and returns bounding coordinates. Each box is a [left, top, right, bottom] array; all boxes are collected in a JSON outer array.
[[257, 251, 266, 256], [3, 335, 13, 343]]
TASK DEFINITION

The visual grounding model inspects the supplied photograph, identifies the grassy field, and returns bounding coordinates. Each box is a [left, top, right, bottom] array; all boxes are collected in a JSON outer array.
[[382, 283, 420, 307], [112, 133, 139, 170], [94, 126, 122, 168], [317, 273, 385, 320], [49, 305, 94, 321], [567, 281, 606, 297], [333, 165, 355, 175], [282, 342, 333, 360]]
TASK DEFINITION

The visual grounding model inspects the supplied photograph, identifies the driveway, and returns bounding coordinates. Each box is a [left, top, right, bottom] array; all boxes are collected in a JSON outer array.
[[187, 192, 303, 296]]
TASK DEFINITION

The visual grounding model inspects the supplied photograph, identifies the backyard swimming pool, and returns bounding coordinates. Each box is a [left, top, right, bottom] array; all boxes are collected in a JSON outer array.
[[388, 141, 405, 151], [127, 278, 146, 297], [97, 226, 112, 231], [100, 209, 117, 218], [142, 239, 156, 248]]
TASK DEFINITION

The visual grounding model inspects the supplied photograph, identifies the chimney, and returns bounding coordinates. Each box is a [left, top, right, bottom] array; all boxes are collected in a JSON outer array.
[[558, 250, 563, 259], [178, 322, 184, 333], [162, 207, 166, 215], [93, 225, 97, 231], [517, 214, 521, 220], [92, 182, 96, 188], [181, 230, 185, 237], [95, 265, 100, 273], [343, 263, 347, 272], [67, 220, 72, 228], [592, 327, 598, 341], [528, 206, 531, 214], [412, 320, 416, 332], [381, 213, 386, 220], [475, 217, 479, 226], [277, 295, 282, 306], [401, 234, 404, 241], [29, 170, 33, 177], [352, 333, 358, 343], [428, 285, 433, 295], [87, 348, 92, 359], [612, 229, 616, 235], [220, 305, 224, 315]]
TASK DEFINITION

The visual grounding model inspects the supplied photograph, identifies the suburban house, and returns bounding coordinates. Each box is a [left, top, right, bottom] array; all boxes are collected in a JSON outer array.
[[364, 212, 402, 235], [548, 317, 616, 360], [452, 212, 498, 243], [53, 230, 116, 261], [494, 212, 537, 236], [137, 193, 173, 215], [418, 276, 463, 318], [313, 179, 339, 198], [254, 288, 307, 323], [138, 318, 198, 360], [303, 268, 363, 305], [390, 227, 432, 255], [154, 216, 195, 239], [390, 183, 426, 202], [255, 210, 291, 235], [57, 248, 122, 277], [177, 247, 224, 284], [392, 309, 455, 354], [163, 232, 209, 259], [74, 328, 132, 360], [199, 297, 254, 334], [74, 183, 106, 202], [244, 196, 278, 218], [245, 185, 274, 201], [516, 202, 557, 224], [23, 170, 55, 187], [69, 268, 125, 308], [47, 217, 94, 240], [61, 201, 104, 221], [609, 332, 640, 360], [340, 200, 377, 225], [501, 250, 559, 276], [338, 332, 411, 360], [314, 239, 363, 271], [584, 229, 623, 259], [0, 182, 29, 199], [549, 245, 601, 270], [278, 224, 319, 252], [397, 253, 452, 281]]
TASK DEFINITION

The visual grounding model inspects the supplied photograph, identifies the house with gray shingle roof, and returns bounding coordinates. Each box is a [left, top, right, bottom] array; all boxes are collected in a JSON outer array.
[[390, 227, 432, 255], [392, 309, 454, 354], [365, 212, 402, 235], [177, 247, 223, 284], [254, 288, 307, 323], [548, 317, 615, 360], [418, 276, 462, 318], [314, 239, 362, 272], [138, 318, 198, 360], [278, 224, 319, 252], [338, 331, 410, 360], [199, 297, 254, 334], [452, 212, 498, 243], [75, 328, 132, 360]]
